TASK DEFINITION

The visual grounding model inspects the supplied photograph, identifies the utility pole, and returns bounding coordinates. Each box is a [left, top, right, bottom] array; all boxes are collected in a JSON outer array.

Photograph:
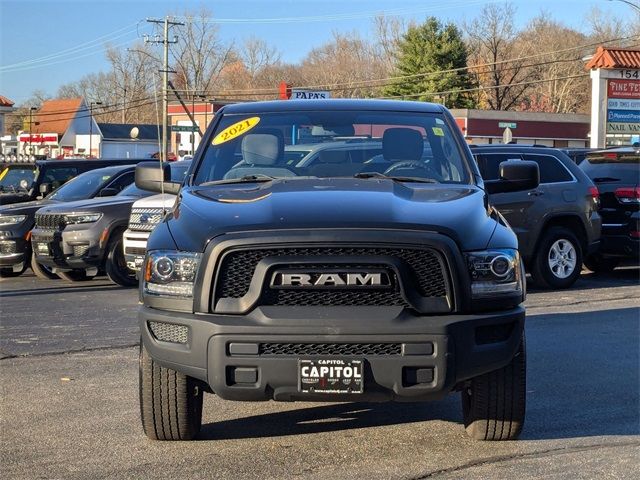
[[89, 101, 102, 158], [145, 17, 183, 162], [28, 107, 37, 156]]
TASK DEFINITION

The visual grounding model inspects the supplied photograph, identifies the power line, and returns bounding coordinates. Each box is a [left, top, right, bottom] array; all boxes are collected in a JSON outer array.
[[172, 1, 491, 24], [0, 23, 142, 72]]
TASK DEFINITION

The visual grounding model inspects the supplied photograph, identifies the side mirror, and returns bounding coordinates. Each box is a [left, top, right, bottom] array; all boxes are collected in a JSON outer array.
[[135, 162, 180, 194], [98, 187, 118, 197], [39, 183, 51, 195], [484, 160, 539, 194]]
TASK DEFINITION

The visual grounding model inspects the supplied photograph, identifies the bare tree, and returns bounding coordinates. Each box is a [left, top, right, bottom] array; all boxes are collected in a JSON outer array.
[[6, 90, 51, 135], [373, 15, 408, 73], [518, 14, 590, 113], [464, 2, 533, 110], [168, 8, 235, 98], [584, 6, 640, 46], [241, 37, 281, 78]]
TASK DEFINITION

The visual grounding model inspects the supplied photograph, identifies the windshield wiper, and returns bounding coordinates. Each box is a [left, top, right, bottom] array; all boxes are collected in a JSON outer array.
[[353, 172, 438, 183], [202, 174, 279, 186]]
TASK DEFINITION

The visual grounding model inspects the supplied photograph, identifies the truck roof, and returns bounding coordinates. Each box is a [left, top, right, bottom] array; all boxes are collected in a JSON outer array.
[[221, 99, 446, 115]]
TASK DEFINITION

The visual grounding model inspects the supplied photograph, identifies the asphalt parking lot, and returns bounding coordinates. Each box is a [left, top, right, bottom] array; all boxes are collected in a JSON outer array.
[[1, 269, 639, 479]]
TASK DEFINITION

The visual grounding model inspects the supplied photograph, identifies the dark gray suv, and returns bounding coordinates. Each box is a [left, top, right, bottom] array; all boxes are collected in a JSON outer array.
[[472, 145, 601, 289]]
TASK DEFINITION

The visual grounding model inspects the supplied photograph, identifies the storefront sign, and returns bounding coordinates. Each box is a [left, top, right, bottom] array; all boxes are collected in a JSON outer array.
[[291, 89, 330, 100], [601, 69, 640, 79], [608, 79, 640, 99], [18, 133, 58, 145], [607, 98, 640, 110], [607, 110, 640, 123], [606, 122, 640, 134]]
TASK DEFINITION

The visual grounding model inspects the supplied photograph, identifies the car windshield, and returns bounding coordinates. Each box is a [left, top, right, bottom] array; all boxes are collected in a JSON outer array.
[[0, 165, 37, 192], [194, 110, 471, 185], [47, 166, 125, 202], [118, 161, 191, 197]]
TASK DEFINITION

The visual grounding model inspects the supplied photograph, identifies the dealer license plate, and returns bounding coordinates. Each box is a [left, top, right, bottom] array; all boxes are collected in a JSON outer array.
[[134, 256, 144, 268], [298, 359, 363, 394], [36, 243, 50, 256]]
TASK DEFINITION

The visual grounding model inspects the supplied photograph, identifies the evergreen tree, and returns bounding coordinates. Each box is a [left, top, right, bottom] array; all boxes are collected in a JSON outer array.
[[384, 17, 476, 107]]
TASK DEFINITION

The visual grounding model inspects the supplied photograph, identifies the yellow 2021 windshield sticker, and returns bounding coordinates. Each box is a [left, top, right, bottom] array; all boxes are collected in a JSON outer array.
[[212, 117, 261, 145]]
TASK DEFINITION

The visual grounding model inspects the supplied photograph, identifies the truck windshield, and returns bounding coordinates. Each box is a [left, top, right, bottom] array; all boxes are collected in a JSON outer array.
[[194, 111, 471, 185], [0, 165, 37, 192], [47, 167, 124, 202]]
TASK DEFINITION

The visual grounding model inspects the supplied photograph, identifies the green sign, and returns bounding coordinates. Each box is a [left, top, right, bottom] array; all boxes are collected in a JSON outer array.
[[171, 125, 198, 132], [498, 122, 517, 129]]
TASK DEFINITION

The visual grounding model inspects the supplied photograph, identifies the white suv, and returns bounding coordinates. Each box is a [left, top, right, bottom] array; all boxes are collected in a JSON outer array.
[[123, 193, 176, 271]]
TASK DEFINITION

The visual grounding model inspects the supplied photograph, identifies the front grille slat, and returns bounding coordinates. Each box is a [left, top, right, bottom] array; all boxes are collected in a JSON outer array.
[[216, 247, 447, 308], [259, 343, 402, 356], [34, 213, 66, 230], [124, 246, 147, 256], [128, 208, 164, 231]]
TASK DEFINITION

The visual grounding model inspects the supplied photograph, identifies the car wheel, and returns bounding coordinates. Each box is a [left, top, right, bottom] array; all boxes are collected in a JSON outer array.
[[30, 254, 59, 280], [105, 235, 137, 287], [139, 341, 203, 441], [57, 269, 91, 282], [0, 267, 26, 278], [462, 335, 526, 441], [530, 227, 583, 289], [584, 254, 620, 273]]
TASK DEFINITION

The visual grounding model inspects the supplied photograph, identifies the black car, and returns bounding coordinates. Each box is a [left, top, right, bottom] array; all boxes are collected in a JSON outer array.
[[0, 164, 138, 278], [0, 158, 154, 205], [134, 99, 541, 441], [579, 147, 640, 271], [30, 161, 191, 286], [471, 145, 601, 289]]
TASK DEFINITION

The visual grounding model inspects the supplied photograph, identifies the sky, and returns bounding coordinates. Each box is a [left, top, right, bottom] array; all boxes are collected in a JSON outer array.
[[0, 0, 633, 105]]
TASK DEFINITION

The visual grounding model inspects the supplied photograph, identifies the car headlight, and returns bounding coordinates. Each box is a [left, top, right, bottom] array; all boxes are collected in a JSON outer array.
[[465, 249, 523, 298], [0, 215, 27, 226], [64, 213, 103, 224], [143, 250, 201, 297]]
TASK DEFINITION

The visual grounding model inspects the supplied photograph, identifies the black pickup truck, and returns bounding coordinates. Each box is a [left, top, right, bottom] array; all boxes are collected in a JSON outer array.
[[135, 99, 539, 441]]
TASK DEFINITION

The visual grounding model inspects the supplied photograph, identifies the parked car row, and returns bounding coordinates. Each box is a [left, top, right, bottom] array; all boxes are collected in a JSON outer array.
[[0, 144, 637, 289], [0, 159, 190, 285]]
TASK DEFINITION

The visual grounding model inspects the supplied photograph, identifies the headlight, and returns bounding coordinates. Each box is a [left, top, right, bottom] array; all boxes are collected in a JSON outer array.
[[0, 215, 26, 226], [64, 213, 102, 224], [144, 250, 201, 297], [465, 249, 523, 298]]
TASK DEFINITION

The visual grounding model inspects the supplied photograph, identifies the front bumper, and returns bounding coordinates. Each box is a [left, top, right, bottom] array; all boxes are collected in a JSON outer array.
[[31, 226, 104, 271], [0, 237, 29, 269], [123, 229, 150, 271], [140, 305, 525, 402]]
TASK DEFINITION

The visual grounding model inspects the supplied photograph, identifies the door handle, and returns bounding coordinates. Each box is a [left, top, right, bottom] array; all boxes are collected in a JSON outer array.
[[528, 190, 544, 197]]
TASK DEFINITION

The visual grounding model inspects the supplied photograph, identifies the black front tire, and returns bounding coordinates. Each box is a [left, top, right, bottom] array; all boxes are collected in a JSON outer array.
[[105, 235, 137, 287], [584, 254, 620, 273], [139, 342, 203, 441], [30, 255, 58, 280], [462, 336, 526, 441], [530, 227, 583, 289]]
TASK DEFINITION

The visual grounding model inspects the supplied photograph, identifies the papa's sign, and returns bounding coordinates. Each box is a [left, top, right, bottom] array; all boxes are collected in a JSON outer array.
[[291, 89, 330, 100]]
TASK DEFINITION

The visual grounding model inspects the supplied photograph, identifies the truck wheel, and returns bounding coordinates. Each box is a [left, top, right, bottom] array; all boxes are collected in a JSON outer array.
[[462, 336, 526, 441], [530, 227, 583, 289], [584, 254, 620, 273], [105, 235, 137, 287], [57, 270, 90, 282], [30, 255, 58, 280], [139, 342, 203, 441]]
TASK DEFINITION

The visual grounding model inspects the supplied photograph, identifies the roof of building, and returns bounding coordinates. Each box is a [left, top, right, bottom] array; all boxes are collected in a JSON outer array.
[[0, 95, 15, 107], [97, 123, 160, 141], [585, 46, 640, 70], [33, 98, 84, 136]]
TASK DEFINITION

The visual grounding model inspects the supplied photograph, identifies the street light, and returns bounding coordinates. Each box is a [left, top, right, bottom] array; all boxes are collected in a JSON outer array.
[[606, 0, 640, 12], [28, 107, 37, 155], [89, 101, 102, 158]]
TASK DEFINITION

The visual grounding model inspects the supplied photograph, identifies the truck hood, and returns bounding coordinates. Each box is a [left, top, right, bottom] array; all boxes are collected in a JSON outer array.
[[167, 178, 499, 252], [35, 195, 139, 214], [131, 193, 177, 209], [0, 198, 56, 215]]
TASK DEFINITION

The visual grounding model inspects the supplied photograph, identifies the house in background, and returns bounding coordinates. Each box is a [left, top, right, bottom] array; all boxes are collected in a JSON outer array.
[[75, 123, 160, 159]]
